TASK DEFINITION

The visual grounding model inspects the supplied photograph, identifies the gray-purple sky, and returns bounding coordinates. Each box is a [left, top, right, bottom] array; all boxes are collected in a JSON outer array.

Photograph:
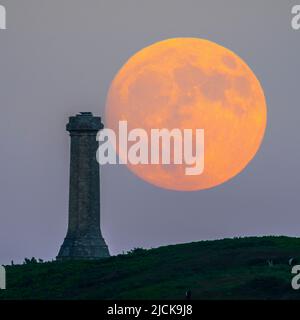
[[0, 0, 299, 264]]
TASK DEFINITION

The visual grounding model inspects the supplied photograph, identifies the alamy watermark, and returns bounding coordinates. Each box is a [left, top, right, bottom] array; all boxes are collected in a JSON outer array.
[[0, 4, 6, 30], [292, 5, 300, 30], [291, 265, 300, 289], [0, 265, 5, 290], [96, 121, 204, 176]]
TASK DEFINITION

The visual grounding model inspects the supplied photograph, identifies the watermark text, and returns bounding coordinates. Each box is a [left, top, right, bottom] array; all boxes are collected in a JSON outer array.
[[292, 5, 300, 30], [0, 4, 6, 30], [97, 121, 205, 176], [0, 265, 6, 290]]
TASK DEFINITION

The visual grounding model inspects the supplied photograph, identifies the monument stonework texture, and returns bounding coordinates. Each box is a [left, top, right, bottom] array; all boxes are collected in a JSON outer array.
[[57, 112, 110, 260]]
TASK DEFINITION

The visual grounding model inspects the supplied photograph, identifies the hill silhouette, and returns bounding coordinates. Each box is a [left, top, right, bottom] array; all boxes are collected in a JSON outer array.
[[1, 236, 300, 300]]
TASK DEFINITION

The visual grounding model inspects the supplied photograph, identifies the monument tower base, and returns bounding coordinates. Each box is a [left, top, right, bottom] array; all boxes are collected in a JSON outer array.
[[57, 235, 109, 260]]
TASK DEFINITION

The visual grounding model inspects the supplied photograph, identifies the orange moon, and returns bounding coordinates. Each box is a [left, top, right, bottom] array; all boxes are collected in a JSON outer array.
[[105, 38, 267, 191]]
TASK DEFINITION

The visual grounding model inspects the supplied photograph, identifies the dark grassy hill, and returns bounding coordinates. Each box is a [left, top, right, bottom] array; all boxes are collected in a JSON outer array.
[[1, 236, 300, 300]]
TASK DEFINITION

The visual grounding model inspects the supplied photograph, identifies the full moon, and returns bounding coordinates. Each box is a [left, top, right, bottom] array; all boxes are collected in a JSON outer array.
[[105, 38, 267, 191]]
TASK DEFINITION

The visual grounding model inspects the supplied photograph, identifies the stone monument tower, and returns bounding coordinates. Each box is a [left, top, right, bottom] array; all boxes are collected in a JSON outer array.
[[57, 112, 110, 260]]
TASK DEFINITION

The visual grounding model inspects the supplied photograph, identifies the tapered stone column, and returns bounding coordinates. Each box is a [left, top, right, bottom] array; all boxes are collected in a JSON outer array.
[[57, 112, 110, 260]]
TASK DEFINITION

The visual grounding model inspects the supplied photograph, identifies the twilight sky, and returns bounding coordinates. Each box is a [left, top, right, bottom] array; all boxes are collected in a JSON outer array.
[[0, 0, 299, 264]]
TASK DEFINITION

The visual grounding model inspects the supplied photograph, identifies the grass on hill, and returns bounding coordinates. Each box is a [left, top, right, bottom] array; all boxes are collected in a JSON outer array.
[[1, 236, 300, 300]]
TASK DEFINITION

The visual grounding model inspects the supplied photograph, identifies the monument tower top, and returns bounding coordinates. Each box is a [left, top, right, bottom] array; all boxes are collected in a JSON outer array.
[[66, 112, 104, 132]]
